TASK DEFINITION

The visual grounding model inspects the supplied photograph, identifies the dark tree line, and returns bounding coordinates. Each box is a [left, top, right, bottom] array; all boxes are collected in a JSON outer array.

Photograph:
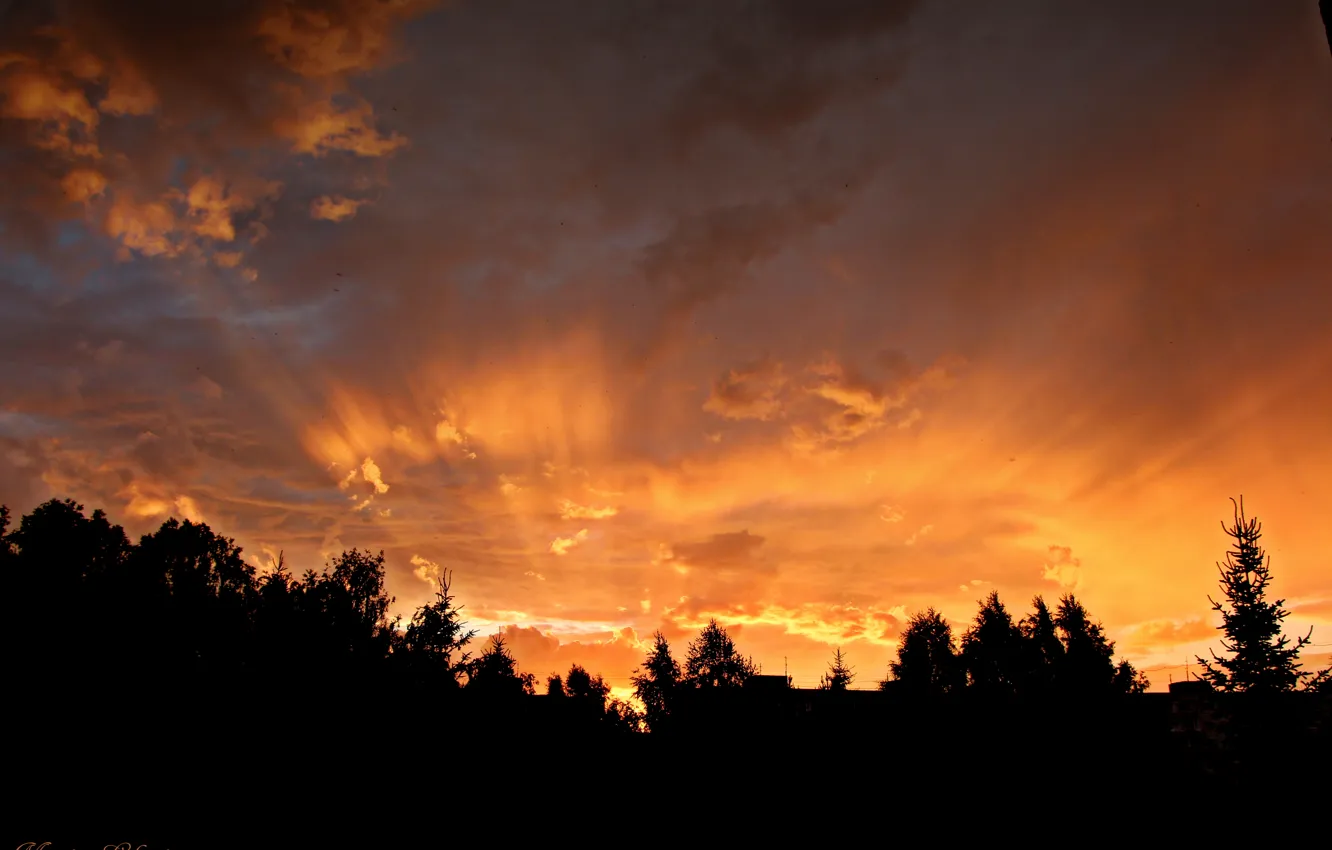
[[1, 499, 541, 713], [3, 494, 1325, 751], [874, 592, 1148, 699], [0, 498, 752, 739], [628, 619, 761, 734]]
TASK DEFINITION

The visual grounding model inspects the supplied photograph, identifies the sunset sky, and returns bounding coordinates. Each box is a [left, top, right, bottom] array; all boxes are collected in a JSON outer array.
[[1, 0, 1329, 694]]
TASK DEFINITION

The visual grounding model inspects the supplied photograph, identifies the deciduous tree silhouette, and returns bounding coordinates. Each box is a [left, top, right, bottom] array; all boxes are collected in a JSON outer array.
[[128, 517, 259, 679], [684, 618, 757, 689], [819, 647, 855, 690], [961, 591, 1024, 696], [631, 631, 681, 733], [885, 608, 964, 696], [1196, 497, 1315, 693], [296, 549, 399, 677], [9, 498, 131, 596], [565, 663, 611, 703], [1114, 659, 1149, 694], [603, 697, 644, 733], [546, 673, 567, 696]]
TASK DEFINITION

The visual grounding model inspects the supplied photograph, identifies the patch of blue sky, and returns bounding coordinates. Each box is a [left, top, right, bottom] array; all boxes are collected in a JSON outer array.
[[56, 221, 87, 249], [0, 410, 64, 439], [240, 475, 342, 507], [221, 292, 346, 350], [0, 252, 59, 296]]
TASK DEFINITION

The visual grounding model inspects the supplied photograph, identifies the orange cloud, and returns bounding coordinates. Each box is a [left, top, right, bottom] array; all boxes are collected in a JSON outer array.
[[98, 175, 278, 260], [1042, 545, 1084, 591], [664, 601, 903, 648], [0, 29, 156, 163], [310, 194, 367, 221], [410, 554, 442, 585], [557, 499, 618, 520], [0, 65, 101, 156], [550, 529, 589, 556], [495, 623, 648, 683], [668, 530, 766, 568], [97, 62, 158, 117], [274, 91, 406, 157], [183, 175, 278, 242], [258, 0, 438, 78], [1121, 618, 1217, 655], [703, 357, 787, 421], [104, 195, 180, 258], [60, 168, 107, 203], [904, 524, 934, 546], [118, 481, 206, 525]]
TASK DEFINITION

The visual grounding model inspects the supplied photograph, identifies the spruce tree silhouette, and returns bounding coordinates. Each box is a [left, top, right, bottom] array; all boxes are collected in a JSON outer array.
[[684, 618, 757, 689], [401, 570, 476, 689], [631, 630, 681, 733], [1053, 593, 1118, 695], [1196, 497, 1316, 693], [884, 608, 963, 696], [467, 633, 536, 697], [1019, 594, 1065, 695], [819, 647, 855, 690], [960, 591, 1024, 696]]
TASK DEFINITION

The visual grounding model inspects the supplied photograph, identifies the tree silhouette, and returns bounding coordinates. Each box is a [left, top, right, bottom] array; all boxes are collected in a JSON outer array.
[[1307, 665, 1331, 694], [885, 608, 963, 696], [960, 591, 1024, 696], [129, 517, 259, 677], [294, 549, 399, 676], [603, 697, 644, 733], [0, 504, 13, 563], [1019, 595, 1065, 695], [9, 498, 131, 596], [631, 631, 681, 733], [819, 647, 855, 690], [1114, 659, 1149, 694], [254, 551, 302, 680], [546, 673, 567, 697], [467, 633, 536, 696], [565, 663, 611, 702], [7, 501, 207, 694], [1322, 0, 1331, 56], [1053, 593, 1118, 695], [684, 618, 756, 689], [401, 571, 476, 688], [1196, 497, 1315, 693]]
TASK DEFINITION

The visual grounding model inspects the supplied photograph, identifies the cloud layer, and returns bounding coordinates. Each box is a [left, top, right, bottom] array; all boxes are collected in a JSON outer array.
[[3, 0, 1330, 690]]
